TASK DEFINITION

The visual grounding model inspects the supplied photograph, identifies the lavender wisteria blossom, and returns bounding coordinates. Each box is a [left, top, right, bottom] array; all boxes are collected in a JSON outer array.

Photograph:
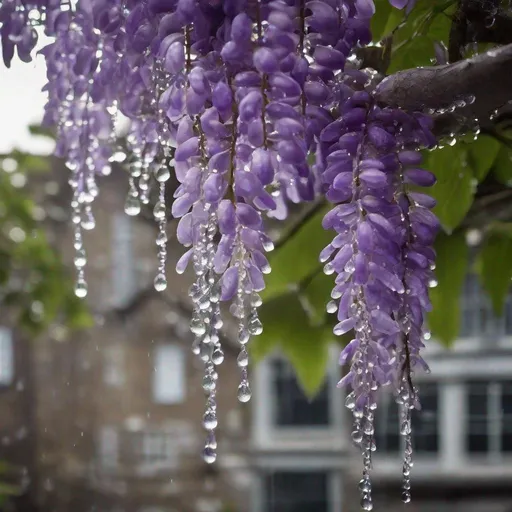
[[0, 0, 439, 506]]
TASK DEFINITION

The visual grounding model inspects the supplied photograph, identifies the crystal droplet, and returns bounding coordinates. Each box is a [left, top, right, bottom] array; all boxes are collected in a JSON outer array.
[[248, 315, 263, 336], [237, 382, 252, 403], [361, 496, 373, 511], [74, 279, 88, 298], [326, 300, 337, 314], [202, 447, 217, 464], [206, 432, 217, 449], [155, 166, 170, 182], [358, 479, 371, 493], [74, 248, 87, 268], [345, 392, 356, 410], [250, 292, 263, 308], [400, 421, 411, 436], [192, 338, 201, 355], [238, 328, 250, 344], [402, 491, 411, 504], [190, 317, 206, 336], [153, 201, 166, 219], [203, 374, 216, 392], [237, 350, 249, 368], [351, 430, 363, 444], [154, 273, 167, 292], [212, 348, 224, 365], [124, 195, 141, 216], [156, 231, 167, 246], [203, 411, 218, 430], [81, 214, 95, 231]]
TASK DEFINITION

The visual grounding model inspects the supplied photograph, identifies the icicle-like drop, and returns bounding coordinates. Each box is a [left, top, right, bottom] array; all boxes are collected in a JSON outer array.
[[72, 194, 88, 299], [154, 179, 168, 291]]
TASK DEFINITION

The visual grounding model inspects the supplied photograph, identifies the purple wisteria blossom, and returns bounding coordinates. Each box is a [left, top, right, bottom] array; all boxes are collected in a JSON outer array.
[[0, 0, 439, 505]]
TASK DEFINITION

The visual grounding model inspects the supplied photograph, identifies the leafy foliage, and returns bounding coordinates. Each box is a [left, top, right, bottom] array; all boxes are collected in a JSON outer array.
[[428, 231, 469, 346], [0, 153, 92, 336]]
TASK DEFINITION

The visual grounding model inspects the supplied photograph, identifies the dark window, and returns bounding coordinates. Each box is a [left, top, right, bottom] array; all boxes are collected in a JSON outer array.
[[466, 380, 512, 455], [272, 360, 330, 427], [374, 392, 400, 453], [375, 384, 439, 454], [411, 383, 439, 453], [265, 471, 329, 512]]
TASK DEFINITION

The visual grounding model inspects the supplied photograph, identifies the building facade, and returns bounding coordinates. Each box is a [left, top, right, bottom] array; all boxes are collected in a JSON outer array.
[[250, 273, 512, 512]]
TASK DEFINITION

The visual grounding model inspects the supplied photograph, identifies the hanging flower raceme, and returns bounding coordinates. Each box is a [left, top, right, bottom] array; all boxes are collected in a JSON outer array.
[[0, 0, 442, 504], [320, 80, 439, 509]]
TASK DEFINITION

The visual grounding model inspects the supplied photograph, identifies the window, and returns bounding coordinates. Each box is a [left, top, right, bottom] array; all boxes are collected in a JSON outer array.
[[374, 383, 439, 454], [374, 391, 400, 453], [152, 344, 186, 405], [0, 328, 13, 386], [264, 471, 329, 512], [272, 359, 330, 427], [111, 214, 136, 306], [98, 426, 119, 469], [103, 344, 125, 387], [460, 273, 512, 337], [466, 380, 512, 455], [119, 430, 176, 468]]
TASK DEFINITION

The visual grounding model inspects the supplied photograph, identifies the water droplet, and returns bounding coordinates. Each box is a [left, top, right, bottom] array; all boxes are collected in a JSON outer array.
[[361, 496, 373, 511], [202, 447, 217, 464], [190, 317, 206, 336], [250, 293, 263, 308], [124, 195, 141, 216], [155, 166, 170, 182], [75, 280, 88, 298], [156, 231, 167, 246], [351, 430, 363, 444], [153, 201, 166, 220], [237, 350, 249, 368], [402, 491, 411, 504], [248, 315, 263, 336], [359, 479, 371, 493], [237, 382, 252, 403], [212, 348, 224, 365], [74, 248, 86, 268], [326, 300, 337, 313], [203, 374, 216, 392], [203, 411, 218, 430], [154, 273, 167, 291], [428, 278, 438, 288]]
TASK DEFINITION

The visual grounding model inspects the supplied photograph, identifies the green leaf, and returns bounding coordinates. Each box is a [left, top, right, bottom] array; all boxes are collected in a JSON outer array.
[[475, 225, 512, 315], [254, 292, 333, 397], [262, 205, 331, 301], [300, 271, 333, 325], [428, 231, 469, 346], [425, 144, 475, 232], [467, 135, 501, 182], [492, 146, 512, 186]]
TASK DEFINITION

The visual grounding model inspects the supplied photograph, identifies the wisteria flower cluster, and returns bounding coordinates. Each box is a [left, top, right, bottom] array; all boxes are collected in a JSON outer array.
[[1, 0, 439, 508]]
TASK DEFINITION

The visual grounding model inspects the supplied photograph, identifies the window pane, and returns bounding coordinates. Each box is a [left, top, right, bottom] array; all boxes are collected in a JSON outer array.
[[412, 383, 439, 454], [374, 392, 400, 453], [272, 360, 329, 427], [0, 328, 13, 386], [467, 381, 489, 453], [265, 472, 328, 512], [501, 381, 512, 452], [152, 344, 186, 405]]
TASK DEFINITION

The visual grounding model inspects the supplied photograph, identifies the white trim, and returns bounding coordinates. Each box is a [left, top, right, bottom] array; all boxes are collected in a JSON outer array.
[[252, 346, 346, 451], [250, 466, 342, 512]]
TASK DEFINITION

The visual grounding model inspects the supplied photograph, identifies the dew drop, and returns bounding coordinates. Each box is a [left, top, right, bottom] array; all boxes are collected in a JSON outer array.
[[153, 201, 166, 220], [74, 280, 88, 298], [237, 382, 252, 403], [237, 349, 249, 368], [212, 348, 225, 365], [202, 447, 217, 464], [124, 195, 141, 216], [154, 273, 167, 291], [155, 166, 170, 182], [402, 491, 411, 504], [203, 411, 218, 430], [361, 496, 373, 511]]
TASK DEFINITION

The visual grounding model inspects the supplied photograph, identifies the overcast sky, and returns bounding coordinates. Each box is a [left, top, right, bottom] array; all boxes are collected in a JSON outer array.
[[0, 38, 54, 155]]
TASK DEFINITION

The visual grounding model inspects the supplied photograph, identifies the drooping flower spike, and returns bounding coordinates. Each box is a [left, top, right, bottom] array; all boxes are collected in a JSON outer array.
[[1, 0, 439, 505]]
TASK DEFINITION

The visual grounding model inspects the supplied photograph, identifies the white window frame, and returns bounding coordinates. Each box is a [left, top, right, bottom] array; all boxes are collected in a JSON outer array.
[[0, 327, 13, 386], [252, 346, 344, 451], [152, 344, 186, 405], [250, 463, 342, 512], [103, 344, 125, 387]]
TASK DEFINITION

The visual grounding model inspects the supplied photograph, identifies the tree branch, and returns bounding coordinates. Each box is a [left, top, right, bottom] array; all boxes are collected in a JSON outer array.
[[374, 43, 512, 137]]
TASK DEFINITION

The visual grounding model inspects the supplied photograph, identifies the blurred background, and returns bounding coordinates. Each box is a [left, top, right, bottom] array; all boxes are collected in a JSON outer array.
[[1, 42, 512, 512]]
